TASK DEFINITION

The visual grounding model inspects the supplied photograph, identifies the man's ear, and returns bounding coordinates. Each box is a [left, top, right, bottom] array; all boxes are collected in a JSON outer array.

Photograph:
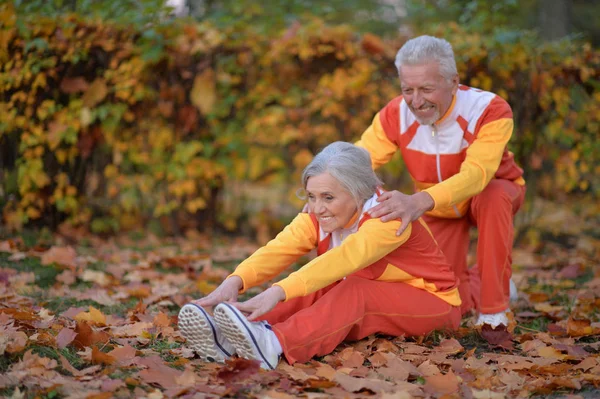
[[451, 74, 459, 95]]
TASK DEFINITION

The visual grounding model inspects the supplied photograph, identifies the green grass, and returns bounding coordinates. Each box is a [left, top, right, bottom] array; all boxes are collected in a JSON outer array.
[[0, 253, 60, 288]]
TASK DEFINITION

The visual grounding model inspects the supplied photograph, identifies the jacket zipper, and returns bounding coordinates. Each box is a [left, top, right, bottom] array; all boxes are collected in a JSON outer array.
[[432, 124, 462, 217]]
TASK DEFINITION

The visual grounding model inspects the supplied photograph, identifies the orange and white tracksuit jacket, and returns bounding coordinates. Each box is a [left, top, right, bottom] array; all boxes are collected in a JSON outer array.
[[356, 85, 525, 219], [230, 192, 461, 306]]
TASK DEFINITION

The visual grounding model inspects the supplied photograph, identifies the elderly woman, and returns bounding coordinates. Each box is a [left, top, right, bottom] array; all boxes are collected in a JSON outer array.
[[178, 142, 461, 369]]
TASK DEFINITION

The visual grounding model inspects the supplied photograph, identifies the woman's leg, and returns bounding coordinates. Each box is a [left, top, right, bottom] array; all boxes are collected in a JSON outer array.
[[258, 282, 338, 325], [271, 277, 461, 364]]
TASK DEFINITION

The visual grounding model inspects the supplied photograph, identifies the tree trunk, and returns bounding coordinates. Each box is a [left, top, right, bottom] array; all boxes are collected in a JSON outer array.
[[538, 0, 571, 40]]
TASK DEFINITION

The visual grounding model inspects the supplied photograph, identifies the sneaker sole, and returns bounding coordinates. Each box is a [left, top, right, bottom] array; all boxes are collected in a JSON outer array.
[[213, 303, 277, 370], [178, 303, 231, 363]]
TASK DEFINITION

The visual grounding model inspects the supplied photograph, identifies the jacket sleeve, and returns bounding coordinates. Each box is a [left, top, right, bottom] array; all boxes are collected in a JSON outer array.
[[274, 218, 411, 300], [425, 97, 514, 209], [355, 97, 402, 169], [229, 213, 317, 292]]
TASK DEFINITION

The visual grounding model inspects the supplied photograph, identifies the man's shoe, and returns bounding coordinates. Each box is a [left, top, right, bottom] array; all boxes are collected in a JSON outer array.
[[213, 303, 282, 370], [475, 310, 509, 329], [178, 303, 235, 363]]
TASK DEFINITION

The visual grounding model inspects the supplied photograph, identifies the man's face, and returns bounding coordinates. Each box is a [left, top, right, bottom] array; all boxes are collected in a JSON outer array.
[[399, 62, 458, 125]]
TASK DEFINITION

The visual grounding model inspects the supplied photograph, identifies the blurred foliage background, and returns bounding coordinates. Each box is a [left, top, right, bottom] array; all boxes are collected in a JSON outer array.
[[1, 0, 598, 237]]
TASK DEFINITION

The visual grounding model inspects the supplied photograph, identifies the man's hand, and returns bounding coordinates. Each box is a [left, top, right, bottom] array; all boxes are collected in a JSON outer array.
[[368, 191, 435, 236], [193, 276, 243, 308], [232, 286, 286, 321]]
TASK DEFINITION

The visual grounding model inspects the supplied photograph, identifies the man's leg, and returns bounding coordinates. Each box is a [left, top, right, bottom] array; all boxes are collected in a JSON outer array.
[[469, 179, 526, 315], [271, 277, 461, 364], [422, 215, 473, 315]]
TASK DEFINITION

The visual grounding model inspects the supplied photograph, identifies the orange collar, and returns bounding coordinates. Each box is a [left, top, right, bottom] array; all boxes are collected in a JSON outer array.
[[342, 209, 361, 229], [436, 94, 457, 125]]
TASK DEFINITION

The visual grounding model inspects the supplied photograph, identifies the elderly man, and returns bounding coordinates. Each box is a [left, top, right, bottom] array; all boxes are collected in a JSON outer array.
[[356, 35, 526, 330]]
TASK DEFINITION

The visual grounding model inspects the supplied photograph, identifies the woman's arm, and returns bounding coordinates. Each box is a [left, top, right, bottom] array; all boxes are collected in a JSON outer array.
[[274, 217, 411, 300], [229, 213, 317, 292]]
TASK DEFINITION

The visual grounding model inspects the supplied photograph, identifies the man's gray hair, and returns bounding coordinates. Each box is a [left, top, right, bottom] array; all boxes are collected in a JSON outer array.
[[394, 35, 458, 81], [301, 142, 382, 206]]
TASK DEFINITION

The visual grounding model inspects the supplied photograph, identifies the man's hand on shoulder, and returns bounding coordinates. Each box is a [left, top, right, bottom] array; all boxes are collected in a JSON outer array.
[[367, 191, 434, 236]]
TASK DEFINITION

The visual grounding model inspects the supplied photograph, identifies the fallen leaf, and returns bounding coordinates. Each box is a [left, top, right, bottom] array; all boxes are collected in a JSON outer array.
[[480, 324, 514, 350], [437, 338, 464, 355], [40, 246, 77, 268], [423, 370, 460, 396], [216, 357, 261, 387], [107, 344, 138, 366], [74, 306, 107, 326], [72, 321, 110, 349], [92, 346, 116, 365], [55, 327, 77, 349], [334, 372, 394, 393]]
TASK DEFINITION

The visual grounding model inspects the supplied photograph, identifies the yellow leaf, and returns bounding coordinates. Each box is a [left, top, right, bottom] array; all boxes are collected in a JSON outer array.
[[82, 78, 108, 108], [190, 69, 216, 115], [75, 306, 107, 326]]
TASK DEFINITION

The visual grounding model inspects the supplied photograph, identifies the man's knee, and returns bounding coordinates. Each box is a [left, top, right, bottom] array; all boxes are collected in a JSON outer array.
[[472, 180, 519, 212]]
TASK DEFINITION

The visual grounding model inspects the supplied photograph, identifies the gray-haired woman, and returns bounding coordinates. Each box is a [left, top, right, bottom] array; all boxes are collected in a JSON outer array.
[[178, 141, 461, 369]]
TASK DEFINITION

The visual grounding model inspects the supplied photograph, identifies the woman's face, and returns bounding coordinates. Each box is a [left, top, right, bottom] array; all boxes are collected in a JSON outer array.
[[306, 172, 358, 233]]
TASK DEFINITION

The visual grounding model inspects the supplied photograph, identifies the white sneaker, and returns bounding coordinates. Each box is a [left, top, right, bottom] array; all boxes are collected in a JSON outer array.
[[509, 278, 518, 302], [475, 309, 510, 329], [178, 303, 235, 363], [213, 303, 282, 370]]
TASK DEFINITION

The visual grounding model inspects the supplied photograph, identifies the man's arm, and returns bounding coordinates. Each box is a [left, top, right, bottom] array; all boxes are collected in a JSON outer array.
[[355, 98, 402, 169]]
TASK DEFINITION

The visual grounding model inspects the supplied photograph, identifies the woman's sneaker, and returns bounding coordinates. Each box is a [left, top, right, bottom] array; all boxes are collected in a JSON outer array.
[[213, 303, 282, 370], [178, 303, 235, 363]]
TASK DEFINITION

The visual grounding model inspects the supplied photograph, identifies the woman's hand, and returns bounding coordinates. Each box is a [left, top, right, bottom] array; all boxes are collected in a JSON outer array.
[[193, 276, 243, 308], [233, 286, 286, 321]]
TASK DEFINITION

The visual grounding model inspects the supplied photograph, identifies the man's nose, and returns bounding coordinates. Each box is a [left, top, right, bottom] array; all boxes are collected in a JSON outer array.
[[412, 91, 424, 108]]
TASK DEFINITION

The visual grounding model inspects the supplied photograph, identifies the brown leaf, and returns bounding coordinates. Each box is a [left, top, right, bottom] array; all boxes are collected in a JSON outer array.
[[340, 349, 365, 368], [306, 378, 337, 389], [558, 263, 584, 279], [334, 372, 394, 393], [153, 312, 171, 328], [437, 338, 464, 355], [55, 327, 77, 349], [137, 355, 183, 389], [60, 77, 89, 94], [40, 246, 77, 268], [107, 344, 137, 366], [216, 357, 261, 386], [417, 360, 440, 377], [368, 352, 389, 367], [567, 317, 593, 337], [480, 324, 514, 350], [174, 365, 197, 386], [92, 346, 116, 365], [423, 370, 460, 396], [72, 321, 110, 349]]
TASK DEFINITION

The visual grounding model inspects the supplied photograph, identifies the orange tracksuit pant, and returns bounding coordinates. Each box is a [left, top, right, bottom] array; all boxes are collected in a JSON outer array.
[[423, 179, 526, 315], [259, 276, 461, 364]]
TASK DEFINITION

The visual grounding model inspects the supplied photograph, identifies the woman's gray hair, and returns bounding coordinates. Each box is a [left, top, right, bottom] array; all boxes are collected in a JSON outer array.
[[301, 142, 382, 206], [394, 35, 458, 81]]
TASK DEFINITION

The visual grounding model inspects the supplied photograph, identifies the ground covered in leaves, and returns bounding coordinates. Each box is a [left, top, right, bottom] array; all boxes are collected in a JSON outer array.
[[1, 199, 599, 399]]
